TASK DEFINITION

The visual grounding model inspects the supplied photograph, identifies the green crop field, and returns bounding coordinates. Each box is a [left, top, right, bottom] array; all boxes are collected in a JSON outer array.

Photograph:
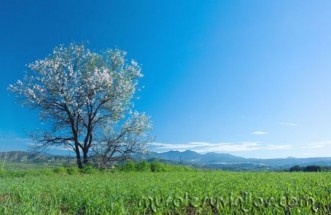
[[0, 170, 330, 214]]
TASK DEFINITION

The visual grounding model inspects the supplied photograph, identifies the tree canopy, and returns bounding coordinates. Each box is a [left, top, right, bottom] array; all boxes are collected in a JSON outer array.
[[9, 43, 152, 168]]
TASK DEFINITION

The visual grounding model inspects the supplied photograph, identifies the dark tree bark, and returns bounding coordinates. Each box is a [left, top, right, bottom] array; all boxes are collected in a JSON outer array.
[[75, 148, 83, 169]]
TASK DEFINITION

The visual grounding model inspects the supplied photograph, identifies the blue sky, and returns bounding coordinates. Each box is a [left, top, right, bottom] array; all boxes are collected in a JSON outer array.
[[1, 0, 331, 158]]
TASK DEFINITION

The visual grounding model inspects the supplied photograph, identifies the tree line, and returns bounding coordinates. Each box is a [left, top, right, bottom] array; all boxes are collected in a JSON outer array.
[[289, 165, 330, 172]]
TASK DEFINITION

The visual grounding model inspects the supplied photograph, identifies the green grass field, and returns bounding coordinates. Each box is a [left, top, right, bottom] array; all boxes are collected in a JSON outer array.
[[0, 170, 330, 214]]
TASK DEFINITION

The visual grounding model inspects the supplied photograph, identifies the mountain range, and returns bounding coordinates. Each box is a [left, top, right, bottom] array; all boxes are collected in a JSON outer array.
[[146, 150, 331, 171], [2, 150, 331, 171]]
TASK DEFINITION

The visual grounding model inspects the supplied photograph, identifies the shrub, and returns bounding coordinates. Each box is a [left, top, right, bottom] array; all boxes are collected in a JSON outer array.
[[10, 170, 27, 177], [39, 168, 54, 176], [136, 161, 150, 172], [80, 165, 97, 174], [150, 161, 164, 172], [304, 165, 322, 172], [289, 165, 303, 172], [66, 166, 80, 175], [53, 167, 67, 175], [121, 161, 136, 172]]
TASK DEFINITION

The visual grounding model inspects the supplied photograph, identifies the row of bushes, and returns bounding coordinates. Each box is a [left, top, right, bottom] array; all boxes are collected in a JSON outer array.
[[118, 160, 194, 172], [0, 165, 98, 177], [0, 161, 194, 177]]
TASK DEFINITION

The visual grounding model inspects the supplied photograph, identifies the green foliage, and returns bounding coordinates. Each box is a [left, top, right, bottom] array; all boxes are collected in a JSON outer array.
[[150, 161, 164, 172], [39, 168, 53, 176], [135, 161, 150, 172], [289, 165, 325, 172], [53, 167, 67, 175], [121, 160, 136, 172], [119, 160, 194, 172], [66, 166, 80, 175], [0, 171, 330, 214], [80, 165, 98, 174]]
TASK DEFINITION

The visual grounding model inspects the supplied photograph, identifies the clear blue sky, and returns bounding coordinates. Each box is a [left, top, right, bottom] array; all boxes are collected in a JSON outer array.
[[1, 0, 331, 158]]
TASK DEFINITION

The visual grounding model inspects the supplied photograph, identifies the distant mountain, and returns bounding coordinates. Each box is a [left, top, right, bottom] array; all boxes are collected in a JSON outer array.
[[151, 150, 246, 164], [150, 150, 331, 171], [0, 151, 75, 165], [201, 152, 246, 163], [151, 150, 201, 163]]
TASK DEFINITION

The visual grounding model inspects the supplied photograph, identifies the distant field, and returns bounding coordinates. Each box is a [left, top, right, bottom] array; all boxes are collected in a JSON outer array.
[[0, 171, 330, 214]]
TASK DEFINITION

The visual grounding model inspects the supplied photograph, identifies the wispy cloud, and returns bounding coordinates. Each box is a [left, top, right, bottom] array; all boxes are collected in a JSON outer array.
[[150, 139, 331, 158], [251, 131, 268, 135], [264, 144, 293, 150], [279, 122, 298, 127], [151, 142, 260, 153], [150, 141, 296, 154], [301, 141, 331, 149]]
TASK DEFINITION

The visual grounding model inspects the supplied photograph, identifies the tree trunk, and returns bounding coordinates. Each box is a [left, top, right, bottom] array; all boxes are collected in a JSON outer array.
[[75, 149, 83, 169], [83, 150, 89, 166]]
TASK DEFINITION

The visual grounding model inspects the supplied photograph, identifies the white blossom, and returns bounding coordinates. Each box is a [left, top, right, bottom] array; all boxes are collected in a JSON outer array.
[[8, 43, 152, 168]]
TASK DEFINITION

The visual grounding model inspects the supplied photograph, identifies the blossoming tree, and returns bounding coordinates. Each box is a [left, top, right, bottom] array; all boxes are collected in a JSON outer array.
[[9, 43, 152, 168]]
